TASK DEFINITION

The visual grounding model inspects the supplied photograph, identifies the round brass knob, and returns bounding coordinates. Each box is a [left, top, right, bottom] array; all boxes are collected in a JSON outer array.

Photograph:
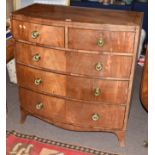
[[35, 102, 43, 110], [31, 31, 39, 39], [94, 88, 101, 97], [97, 38, 104, 47], [19, 24, 22, 29], [92, 113, 100, 121], [95, 62, 103, 71], [34, 78, 42, 86], [33, 54, 41, 62]]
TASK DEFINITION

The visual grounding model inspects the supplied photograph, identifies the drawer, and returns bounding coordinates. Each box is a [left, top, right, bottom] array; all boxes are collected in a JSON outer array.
[[16, 64, 67, 97], [12, 20, 65, 47], [68, 52, 132, 78], [94, 80, 128, 104], [15, 42, 67, 72], [68, 28, 135, 53], [15, 43, 132, 78], [16, 64, 129, 104], [19, 88, 66, 121], [67, 76, 128, 104], [66, 101, 126, 129]]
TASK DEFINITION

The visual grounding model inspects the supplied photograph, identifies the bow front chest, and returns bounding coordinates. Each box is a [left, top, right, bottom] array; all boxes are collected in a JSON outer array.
[[11, 4, 143, 146]]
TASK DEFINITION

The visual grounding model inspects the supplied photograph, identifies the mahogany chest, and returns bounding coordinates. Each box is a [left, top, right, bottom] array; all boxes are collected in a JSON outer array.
[[11, 4, 143, 146]]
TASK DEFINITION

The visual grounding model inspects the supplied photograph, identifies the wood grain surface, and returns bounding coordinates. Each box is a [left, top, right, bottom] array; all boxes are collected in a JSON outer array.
[[68, 28, 135, 53], [68, 52, 133, 78], [66, 100, 126, 130], [15, 42, 67, 72], [16, 64, 67, 97], [19, 88, 66, 122], [19, 87, 126, 130], [12, 3, 143, 27], [12, 20, 65, 47], [12, 3, 143, 147], [16, 64, 129, 104], [15, 42, 132, 78]]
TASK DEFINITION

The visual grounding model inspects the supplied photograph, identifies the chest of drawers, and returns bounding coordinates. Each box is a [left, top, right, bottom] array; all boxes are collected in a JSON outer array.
[[11, 4, 143, 147]]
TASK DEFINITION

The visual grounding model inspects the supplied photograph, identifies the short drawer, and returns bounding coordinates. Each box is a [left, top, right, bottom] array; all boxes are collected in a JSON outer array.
[[66, 101, 126, 129], [68, 52, 132, 78], [12, 20, 65, 47], [68, 28, 135, 53], [19, 88, 66, 121], [15, 42, 67, 72], [16, 64, 129, 104]]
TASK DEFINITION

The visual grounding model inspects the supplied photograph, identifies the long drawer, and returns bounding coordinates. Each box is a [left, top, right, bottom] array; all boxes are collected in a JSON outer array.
[[16, 64, 129, 104], [15, 42, 132, 78], [12, 20, 65, 47], [19, 87, 126, 130], [68, 28, 135, 53]]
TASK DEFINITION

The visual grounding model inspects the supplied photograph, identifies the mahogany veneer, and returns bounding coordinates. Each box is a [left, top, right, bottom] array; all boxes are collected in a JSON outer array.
[[11, 3, 143, 147], [68, 28, 135, 52]]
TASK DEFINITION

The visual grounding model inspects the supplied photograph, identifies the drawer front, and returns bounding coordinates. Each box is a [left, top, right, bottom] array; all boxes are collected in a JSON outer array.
[[17, 64, 128, 104], [12, 20, 65, 47], [16, 64, 66, 96], [67, 76, 128, 104], [15, 43, 132, 78], [68, 52, 132, 78], [66, 101, 126, 129], [68, 28, 135, 53], [15, 42, 67, 72], [19, 88, 66, 121]]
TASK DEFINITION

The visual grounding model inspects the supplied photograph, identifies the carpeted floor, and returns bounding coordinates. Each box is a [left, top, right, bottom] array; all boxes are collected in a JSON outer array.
[[7, 130, 120, 155], [6, 65, 148, 155]]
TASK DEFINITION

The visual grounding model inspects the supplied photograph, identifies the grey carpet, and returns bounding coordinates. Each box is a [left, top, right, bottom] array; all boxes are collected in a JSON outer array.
[[6, 65, 148, 155]]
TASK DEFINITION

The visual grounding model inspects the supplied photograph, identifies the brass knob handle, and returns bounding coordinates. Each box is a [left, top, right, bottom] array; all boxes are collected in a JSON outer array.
[[35, 102, 43, 110], [19, 24, 22, 29], [31, 31, 39, 39], [95, 62, 103, 71], [34, 78, 42, 86], [94, 88, 101, 96], [33, 54, 41, 62], [97, 38, 104, 47], [92, 113, 100, 121]]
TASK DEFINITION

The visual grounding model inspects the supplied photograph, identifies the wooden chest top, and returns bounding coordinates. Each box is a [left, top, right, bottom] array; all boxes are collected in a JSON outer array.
[[12, 3, 143, 27]]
